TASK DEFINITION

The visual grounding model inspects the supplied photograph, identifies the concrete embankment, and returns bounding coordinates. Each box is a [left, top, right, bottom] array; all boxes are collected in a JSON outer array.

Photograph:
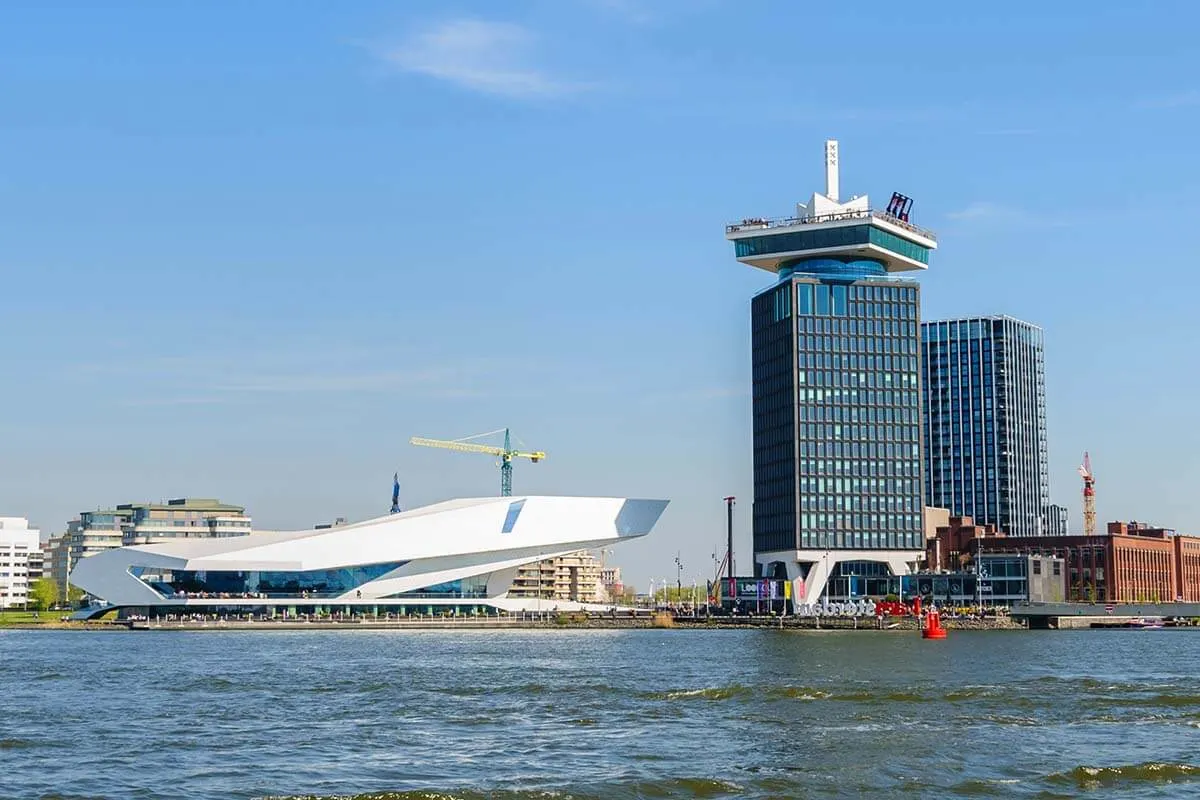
[[118, 615, 1026, 632], [4, 614, 1025, 632]]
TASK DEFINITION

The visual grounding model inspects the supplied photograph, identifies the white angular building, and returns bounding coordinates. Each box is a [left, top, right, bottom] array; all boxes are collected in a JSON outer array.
[[0, 517, 42, 609], [70, 496, 667, 617]]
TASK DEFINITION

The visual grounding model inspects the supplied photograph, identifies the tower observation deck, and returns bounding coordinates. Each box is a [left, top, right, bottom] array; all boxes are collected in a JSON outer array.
[[725, 139, 936, 277], [727, 139, 938, 608]]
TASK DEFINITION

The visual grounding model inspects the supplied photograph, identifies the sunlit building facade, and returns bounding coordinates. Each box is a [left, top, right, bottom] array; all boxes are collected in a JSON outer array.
[[0, 517, 42, 609], [921, 316, 1049, 537], [727, 140, 936, 604], [69, 496, 667, 617]]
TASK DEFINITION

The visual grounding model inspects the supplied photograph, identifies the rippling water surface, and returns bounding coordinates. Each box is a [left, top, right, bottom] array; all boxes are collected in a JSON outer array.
[[4, 628, 1200, 798]]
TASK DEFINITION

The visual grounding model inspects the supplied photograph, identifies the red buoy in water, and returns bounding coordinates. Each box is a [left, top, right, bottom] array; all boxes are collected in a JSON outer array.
[[922, 608, 947, 640]]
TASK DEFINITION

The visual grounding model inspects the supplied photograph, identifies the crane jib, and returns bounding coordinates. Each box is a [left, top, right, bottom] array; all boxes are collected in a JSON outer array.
[[409, 431, 546, 497]]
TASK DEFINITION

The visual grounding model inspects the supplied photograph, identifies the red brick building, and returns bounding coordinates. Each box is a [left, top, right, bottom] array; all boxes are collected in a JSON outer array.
[[1176, 536, 1200, 602], [964, 521, 1200, 603], [925, 515, 1005, 572]]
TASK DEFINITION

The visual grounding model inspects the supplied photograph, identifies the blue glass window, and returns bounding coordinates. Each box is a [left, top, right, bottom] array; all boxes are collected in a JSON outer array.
[[815, 284, 831, 315], [796, 283, 813, 314], [502, 499, 525, 533], [831, 284, 848, 315], [156, 561, 410, 599], [734, 225, 871, 258]]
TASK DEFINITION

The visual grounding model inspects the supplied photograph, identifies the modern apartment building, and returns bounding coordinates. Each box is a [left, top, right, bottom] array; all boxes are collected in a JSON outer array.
[[1042, 503, 1070, 537], [598, 565, 623, 602], [0, 517, 43, 609], [507, 551, 602, 603], [117, 498, 251, 546], [921, 316, 1049, 538], [725, 140, 936, 604], [52, 498, 250, 596], [48, 510, 125, 596]]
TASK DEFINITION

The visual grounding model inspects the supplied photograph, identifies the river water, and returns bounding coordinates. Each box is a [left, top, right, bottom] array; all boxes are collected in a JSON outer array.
[[3, 628, 1200, 799]]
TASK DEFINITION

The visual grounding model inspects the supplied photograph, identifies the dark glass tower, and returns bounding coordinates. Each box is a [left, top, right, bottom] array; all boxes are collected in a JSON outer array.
[[727, 140, 936, 605], [921, 316, 1049, 537]]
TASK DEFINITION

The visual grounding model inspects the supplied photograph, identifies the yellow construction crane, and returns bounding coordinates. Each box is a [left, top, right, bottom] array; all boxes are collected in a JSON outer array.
[[409, 428, 545, 497]]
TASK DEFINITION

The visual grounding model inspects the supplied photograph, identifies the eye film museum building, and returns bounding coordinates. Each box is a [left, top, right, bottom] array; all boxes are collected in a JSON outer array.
[[69, 496, 668, 618]]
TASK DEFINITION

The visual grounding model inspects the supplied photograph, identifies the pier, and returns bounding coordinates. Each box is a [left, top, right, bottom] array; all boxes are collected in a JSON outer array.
[[1010, 602, 1200, 629]]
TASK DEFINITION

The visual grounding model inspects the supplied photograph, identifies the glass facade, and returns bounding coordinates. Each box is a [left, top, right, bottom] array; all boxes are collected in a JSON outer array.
[[137, 561, 410, 599], [502, 500, 525, 533], [752, 270, 924, 555], [735, 224, 931, 265], [921, 317, 1048, 537], [824, 555, 1043, 605], [384, 576, 490, 599]]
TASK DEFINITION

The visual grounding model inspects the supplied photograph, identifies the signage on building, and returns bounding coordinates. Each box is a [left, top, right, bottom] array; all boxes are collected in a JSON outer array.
[[793, 599, 877, 618], [727, 578, 786, 600]]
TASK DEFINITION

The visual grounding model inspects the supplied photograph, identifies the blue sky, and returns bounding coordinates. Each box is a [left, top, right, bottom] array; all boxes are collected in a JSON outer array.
[[3, 0, 1199, 588]]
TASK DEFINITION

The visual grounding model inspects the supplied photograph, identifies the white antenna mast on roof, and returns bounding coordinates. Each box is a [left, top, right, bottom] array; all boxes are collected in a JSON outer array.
[[824, 139, 839, 202]]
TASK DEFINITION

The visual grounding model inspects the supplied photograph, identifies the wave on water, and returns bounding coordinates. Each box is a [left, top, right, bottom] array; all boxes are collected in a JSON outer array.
[[949, 777, 1022, 796], [771, 686, 832, 700], [257, 778, 745, 800], [165, 676, 238, 693], [433, 684, 551, 698], [310, 680, 393, 695], [639, 686, 754, 701], [640, 685, 939, 702], [1046, 762, 1200, 788], [943, 687, 1001, 701], [827, 690, 928, 703], [976, 714, 1038, 727], [1111, 693, 1200, 708]]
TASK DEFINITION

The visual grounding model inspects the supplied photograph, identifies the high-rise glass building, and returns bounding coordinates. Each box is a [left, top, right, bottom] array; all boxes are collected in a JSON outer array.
[[726, 140, 936, 605], [921, 316, 1049, 538]]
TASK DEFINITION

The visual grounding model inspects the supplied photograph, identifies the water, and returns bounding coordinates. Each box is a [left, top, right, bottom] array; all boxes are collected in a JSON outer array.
[[3, 628, 1200, 799]]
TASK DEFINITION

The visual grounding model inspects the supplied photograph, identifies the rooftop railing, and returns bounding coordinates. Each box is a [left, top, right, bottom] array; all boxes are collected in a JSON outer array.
[[726, 209, 937, 241]]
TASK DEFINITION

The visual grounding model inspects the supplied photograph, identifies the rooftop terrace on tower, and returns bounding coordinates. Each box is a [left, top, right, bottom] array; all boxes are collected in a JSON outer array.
[[725, 140, 937, 275]]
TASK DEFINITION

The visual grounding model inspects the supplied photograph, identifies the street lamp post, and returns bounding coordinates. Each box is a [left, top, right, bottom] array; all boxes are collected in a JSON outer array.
[[723, 497, 736, 581], [674, 553, 683, 600]]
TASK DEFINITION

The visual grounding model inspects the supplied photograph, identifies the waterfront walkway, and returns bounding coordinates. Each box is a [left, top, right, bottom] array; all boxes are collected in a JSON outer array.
[[122, 614, 1024, 632]]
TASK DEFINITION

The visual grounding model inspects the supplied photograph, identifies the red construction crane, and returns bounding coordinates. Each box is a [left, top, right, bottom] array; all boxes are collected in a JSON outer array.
[[1078, 452, 1096, 536]]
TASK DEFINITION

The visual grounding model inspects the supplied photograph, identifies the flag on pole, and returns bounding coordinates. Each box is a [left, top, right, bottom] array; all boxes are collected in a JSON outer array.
[[390, 472, 401, 514]]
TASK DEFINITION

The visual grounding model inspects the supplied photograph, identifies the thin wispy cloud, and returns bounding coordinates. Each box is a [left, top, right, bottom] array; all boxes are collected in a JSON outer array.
[[69, 352, 538, 406], [748, 103, 966, 127], [211, 366, 467, 394], [378, 18, 582, 99], [641, 385, 750, 404], [946, 202, 1072, 229], [946, 202, 1024, 222], [1135, 90, 1200, 110]]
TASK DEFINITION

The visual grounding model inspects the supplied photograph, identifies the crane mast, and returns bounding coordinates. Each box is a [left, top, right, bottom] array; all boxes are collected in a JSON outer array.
[[1078, 452, 1096, 537]]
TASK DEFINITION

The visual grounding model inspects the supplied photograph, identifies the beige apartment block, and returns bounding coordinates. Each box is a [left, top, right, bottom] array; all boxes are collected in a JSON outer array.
[[508, 550, 602, 603], [52, 498, 251, 596]]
